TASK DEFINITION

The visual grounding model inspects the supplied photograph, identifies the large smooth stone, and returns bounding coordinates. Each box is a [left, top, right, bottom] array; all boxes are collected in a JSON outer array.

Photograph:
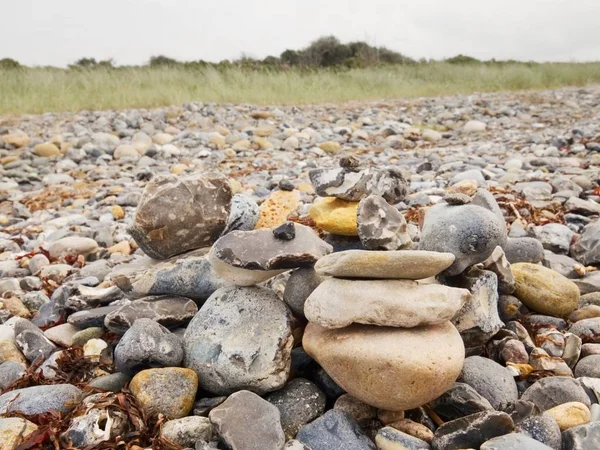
[[303, 322, 465, 411], [419, 203, 507, 276], [129, 173, 231, 259], [0, 384, 83, 415], [512, 263, 580, 317], [304, 278, 469, 328], [314, 250, 455, 279], [209, 223, 332, 286], [184, 286, 293, 395]]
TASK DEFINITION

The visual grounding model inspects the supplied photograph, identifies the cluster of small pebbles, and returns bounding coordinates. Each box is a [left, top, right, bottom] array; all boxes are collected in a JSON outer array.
[[1, 86, 600, 449]]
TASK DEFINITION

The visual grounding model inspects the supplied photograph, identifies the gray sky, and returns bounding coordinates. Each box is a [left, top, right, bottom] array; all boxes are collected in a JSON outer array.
[[2, 0, 599, 66]]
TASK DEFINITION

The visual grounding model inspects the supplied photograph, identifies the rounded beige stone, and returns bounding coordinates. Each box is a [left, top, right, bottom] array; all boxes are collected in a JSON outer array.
[[303, 321, 465, 411], [314, 249, 455, 279], [304, 278, 469, 329], [513, 263, 580, 317], [546, 402, 590, 431]]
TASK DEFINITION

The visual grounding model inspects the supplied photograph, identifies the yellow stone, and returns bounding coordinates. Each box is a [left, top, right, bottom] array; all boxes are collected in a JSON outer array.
[[254, 127, 275, 137], [318, 141, 341, 153], [2, 131, 30, 148], [296, 182, 315, 194], [1, 156, 18, 165], [130, 368, 198, 419], [310, 197, 359, 236], [253, 137, 273, 150], [0, 340, 27, 364], [34, 142, 62, 157], [512, 263, 580, 317], [171, 164, 188, 175], [546, 402, 590, 431], [232, 139, 251, 151], [210, 134, 226, 149], [111, 205, 125, 220], [255, 190, 300, 229], [229, 180, 243, 194]]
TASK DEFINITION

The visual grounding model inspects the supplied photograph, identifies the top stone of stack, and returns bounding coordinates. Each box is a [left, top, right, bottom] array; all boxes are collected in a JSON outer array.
[[129, 173, 232, 260], [314, 250, 456, 279]]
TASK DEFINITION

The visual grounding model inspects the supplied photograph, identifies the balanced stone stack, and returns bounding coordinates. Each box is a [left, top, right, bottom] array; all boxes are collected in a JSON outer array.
[[303, 249, 471, 411]]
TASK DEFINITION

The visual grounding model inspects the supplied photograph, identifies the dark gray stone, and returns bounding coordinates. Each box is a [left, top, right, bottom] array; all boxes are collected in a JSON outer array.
[[114, 318, 183, 373], [480, 433, 553, 449], [357, 194, 411, 250], [520, 377, 590, 411], [543, 251, 580, 279], [571, 221, 600, 266], [68, 305, 121, 328], [209, 390, 285, 450], [184, 286, 293, 395], [0, 384, 83, 415], [419, 203, 507, 276], [432, 411, 514, 450], [458, 356, 518, 410], [129, 173, 232, 259], [283, 268, 323, 320], [115, 248, 230, 302], [104, 295, 198, 334], [498, 295, 530, 322], [503, 237, 545, 264], [193, 396, 227, 416], [266, 378, 326, 440], [430, 382, 494, 422], [15, 328, 57, 363], [296, 410, 376, 450], [274, 221, 297, 240], [561, 422, 600, 450], [87, 372, 131, 392], [516, 413, 562, 450]]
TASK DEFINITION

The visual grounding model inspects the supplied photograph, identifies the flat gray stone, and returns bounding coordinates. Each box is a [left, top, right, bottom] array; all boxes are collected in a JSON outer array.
[[357, 194, 412, 250], [480, 433, 553, 449], [0, 384, 83, 415], [296, 410, 375, 450]]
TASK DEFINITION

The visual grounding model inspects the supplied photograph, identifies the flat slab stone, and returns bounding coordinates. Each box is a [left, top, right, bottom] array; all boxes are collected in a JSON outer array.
[[304, 278, 469, 328], [314, 250, 455, 279]]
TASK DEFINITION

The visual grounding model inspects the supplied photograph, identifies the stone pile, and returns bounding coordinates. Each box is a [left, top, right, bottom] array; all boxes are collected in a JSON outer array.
[[303, 249, 469, 411]]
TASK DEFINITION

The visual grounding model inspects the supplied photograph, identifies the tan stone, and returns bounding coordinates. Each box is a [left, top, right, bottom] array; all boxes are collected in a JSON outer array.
[[0, 340, 27, 364], [3, 297, 31, 318], [309, 197, 359, 236], [296, 182, 314, 193], [318, 141, 341, 153], [109, 241, 131, 255], [250, 111, 273, 120], [229, 180, 243, 194], [130, 368, 198, 419], [111, 205, 125, 220], [2, 131, 30, 148], [232, 139, 251, 151], [448, 180, 478, 196], [513, 263, 580, 317], [210, 134, 226, 149], [255, 190, 300, 229], [314, 249, 456, 279], [170, 164, 188, 175], [152, 133, 173, 145], [377, 410, 405, 425], [33, 142, 62, 157], [1, 156, 18, 165], [303, 322, 465, 411], [304, 278, 469, 329], [215, 125, 231, 136], [253, 137, 273, 149], [546, 402, 590, 431], [389, 418, 434, 443], [568, 305, 600, 322], [0, 417, 37, 449], [254, 127, 275, 137]]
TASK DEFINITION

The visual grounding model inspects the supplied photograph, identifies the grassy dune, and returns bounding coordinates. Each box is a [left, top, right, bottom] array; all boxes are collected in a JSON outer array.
[[1, 62, 600, 115]]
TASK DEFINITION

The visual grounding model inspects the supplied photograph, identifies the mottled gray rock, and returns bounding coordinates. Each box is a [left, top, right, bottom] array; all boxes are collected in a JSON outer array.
[[430, 382, 494, 422], [184, 286, 293, 395], [160, 416, 213, 448], [15, 327, 57, 363], [521, 377, 590, 411], [309, 165, 408, 203], [480, 433, 553, 449], [571, 222, 600, 266], [503, 237, 545, 264], [419, 203, 507, 276], [68, 305, 121, 328], [296, 410, 375, 450], [0, 384, 83, 415], [516, 413, 562, 450], [193, 396, 227, 416], [458, 356, 518, 410], [481, 246, 515, 294], [574, 354, 600, 378], [542, 251, 579, 278], [357, 194, 412, 250], [129, 173, 232, 259], [104, 295, 198, 334], [115, 248, 230, 302], [209, 223, 332, 286], [432, 411, 514, 450], [87, 372, 131, 392], [561, 422, 600, 450], [209, 390, 285, 450], [266, 378, 326, 440], [0, 361, 27, 390], [283, 268, 323, 319], [65, 285, 124, 310], [222, 194, 259, 235], [569, 317, 600, 343], [450, 269, 504, 347], [376, 427, 431, 450], [114, 318, 183, 373], [531, 223, 574, 254]]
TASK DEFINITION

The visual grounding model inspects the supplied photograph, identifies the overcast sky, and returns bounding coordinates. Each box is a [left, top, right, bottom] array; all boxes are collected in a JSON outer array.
[[2, 0, 599, 66]]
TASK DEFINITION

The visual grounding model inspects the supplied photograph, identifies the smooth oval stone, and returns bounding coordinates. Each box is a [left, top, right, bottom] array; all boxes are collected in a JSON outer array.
[[209, 223, 332, 286], [314, 250, 455, 279], [480, 433, 553, 449], [303, 321, 465, 411], [458, 356, 519, 410], [128, 173, 232, 260], [520, 377, 591, 411], [546, 402, 591, 431], [512, 263, 580, 317], [0, 384, 83, 415], [569, 317, 600, 343], [304, 278, 469, 328], [562, 422, 600, 450]]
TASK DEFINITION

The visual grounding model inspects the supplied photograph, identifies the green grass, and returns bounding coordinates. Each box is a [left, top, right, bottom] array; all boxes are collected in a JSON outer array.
[[1, 62, 600, 115]]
